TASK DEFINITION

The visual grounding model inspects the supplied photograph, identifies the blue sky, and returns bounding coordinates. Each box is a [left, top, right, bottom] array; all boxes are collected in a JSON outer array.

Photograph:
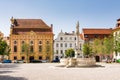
[[0, 0, 120, 38]]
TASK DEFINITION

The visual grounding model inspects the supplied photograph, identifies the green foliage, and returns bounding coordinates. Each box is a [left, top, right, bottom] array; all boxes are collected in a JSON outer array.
[[65, 48, 75, 58], [21, 43, 30, 53], [92, 38, 104, 55], [0, 38, 10, 56], [21, 43, 30, 63], [91, 35, 114, 56], [103, 36, 114, 55], [83, 43, 92, 57]]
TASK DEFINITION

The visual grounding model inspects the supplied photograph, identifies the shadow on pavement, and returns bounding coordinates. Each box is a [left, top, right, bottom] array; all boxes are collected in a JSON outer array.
[[76, 64, 105, 68], [0, 71, 13, 74], [56, 64, 105, 68], [0, 75, 28, 80], [0, 64, 20, 74], [0, 64, 19, 68]]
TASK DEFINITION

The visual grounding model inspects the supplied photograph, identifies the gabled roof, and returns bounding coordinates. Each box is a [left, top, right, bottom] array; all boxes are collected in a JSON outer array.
[[13, 19, 50, 28], [82, 28, 112, 34]]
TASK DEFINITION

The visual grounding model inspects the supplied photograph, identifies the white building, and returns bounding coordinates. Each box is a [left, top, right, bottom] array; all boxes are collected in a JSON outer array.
[[54, 29, 84, 60]]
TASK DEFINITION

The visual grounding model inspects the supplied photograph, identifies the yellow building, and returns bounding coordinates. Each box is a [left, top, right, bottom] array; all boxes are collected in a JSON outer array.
[[9, 17, 54, 62]]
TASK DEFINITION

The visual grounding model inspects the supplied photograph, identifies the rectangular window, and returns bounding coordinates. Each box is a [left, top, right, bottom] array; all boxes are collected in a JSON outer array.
[[21, 45, 25, 52], [65, 43, 67, 47], [70, 43, 72, 47], [14, 46, 17, 52], [46, 45, 50, 52], [30, 46, 34, 52], [56, 43, 59, 47], [61, 43, 63, 47], [56, 50, 59, 54], [61, 50, 63, 54], [60, 37, 63, 40], [39, 46, 42, 52]]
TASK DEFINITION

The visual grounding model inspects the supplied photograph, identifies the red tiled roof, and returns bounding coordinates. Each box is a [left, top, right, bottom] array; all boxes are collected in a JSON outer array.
[[83, 28, 112, 34], [14, 19, 50, 28]]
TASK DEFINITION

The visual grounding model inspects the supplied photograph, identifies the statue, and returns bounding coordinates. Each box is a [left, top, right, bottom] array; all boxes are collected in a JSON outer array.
[[11, 17, 14, 24], [75, 21, 83, 58]]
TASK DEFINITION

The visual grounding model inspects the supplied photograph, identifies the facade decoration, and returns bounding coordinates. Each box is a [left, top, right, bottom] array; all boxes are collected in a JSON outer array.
[[9, 17, 54, 62]]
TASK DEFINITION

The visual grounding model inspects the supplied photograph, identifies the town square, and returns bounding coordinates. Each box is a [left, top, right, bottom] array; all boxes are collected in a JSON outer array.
[[1, 63, 120, 80], [1, 0, 120, 80]]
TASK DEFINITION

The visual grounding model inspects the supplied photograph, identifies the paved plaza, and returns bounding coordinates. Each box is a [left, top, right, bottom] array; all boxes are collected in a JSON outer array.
[[0, 63, 120, 80]]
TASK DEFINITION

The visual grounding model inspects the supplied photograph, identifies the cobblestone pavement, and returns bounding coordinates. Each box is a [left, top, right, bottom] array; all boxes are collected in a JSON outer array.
[[0, 63, 120, 80]]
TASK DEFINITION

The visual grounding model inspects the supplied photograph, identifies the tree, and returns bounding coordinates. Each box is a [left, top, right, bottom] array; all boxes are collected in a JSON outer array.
[[114, 33, 120, 56], [21, 43, 30, 63], [83, 43, 92, 58], [91, 36, 114, 60], [92, 38, 105, 55], [0, 38, 10, 61], [115, 41, 120, 54], [65, 48, 75, 58], [103, 36, 114, 59]]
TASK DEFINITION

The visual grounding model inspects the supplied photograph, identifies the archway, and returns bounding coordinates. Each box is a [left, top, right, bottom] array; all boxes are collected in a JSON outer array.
[[29, 56, 34, 62], [95, 56, 100, 62]]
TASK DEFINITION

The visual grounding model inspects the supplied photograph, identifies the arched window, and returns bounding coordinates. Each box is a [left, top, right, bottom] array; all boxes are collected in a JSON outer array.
[[39, 56, 42, 60], [39, 41, 42, 45], [46, 41, 49, 44], [14, 56, 17, 60], [30, 41, 33, 45], [22, 41, 25, 44], [14, 40, 17, 44], [21, 56, 25, 60]]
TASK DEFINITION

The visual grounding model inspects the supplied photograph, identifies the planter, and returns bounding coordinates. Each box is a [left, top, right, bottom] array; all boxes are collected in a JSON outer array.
[[59, 58, 96, 67], [59, 58, 69, 67], [77, 58, 96, 67], [67, 58, 76, 67]]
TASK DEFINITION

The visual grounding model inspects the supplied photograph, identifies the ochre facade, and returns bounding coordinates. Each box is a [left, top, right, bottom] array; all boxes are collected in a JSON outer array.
[[9, 17, 54, 62]]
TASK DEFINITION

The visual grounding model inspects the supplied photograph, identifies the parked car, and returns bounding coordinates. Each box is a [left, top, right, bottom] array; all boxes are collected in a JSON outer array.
[[52, 59, 60, 63], [106, 59, 112, 63], [2, 60, 12, 63], [41, 60, 49, 63], [16, 60, 25, 63], [30, 60, 42, 63]]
